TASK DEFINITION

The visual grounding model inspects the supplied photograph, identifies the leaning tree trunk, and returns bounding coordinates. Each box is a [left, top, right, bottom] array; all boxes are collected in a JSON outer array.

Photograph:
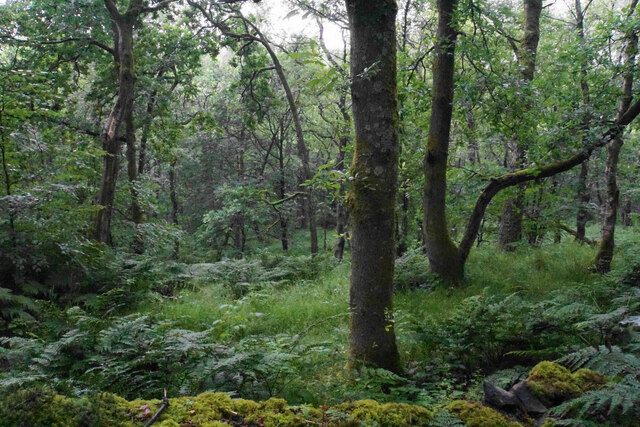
[[346, 0, 400, 372], [594, 0, 638, 273], [498, 0, 542, 249], [242, 17, 319, 255], [423, 0, 464, 284]]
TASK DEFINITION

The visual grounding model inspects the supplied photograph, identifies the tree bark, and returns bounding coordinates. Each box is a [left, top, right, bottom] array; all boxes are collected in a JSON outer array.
[[333, 101, 350, 261], [423, 0, 463, 283], [497, 0, 542, 249], [169, 159, 179, 258], [594, 0, 638, 273], [94, 3, 137, 245], [346, 0, 400, 372], [574, 0, 592, 242]]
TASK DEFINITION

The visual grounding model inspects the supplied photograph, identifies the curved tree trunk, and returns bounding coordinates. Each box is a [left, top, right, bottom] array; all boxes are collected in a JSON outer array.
[[346, 0, 400, 372], [241, 17, 318, 255]]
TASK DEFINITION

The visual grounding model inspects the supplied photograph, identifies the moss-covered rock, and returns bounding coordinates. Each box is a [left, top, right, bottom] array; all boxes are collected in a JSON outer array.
[[333, 399, 433, 426], [0, 389, 93, 427], [445, 400, 521, 427], [527, 361, 605, 405], [0, 389, 433, 426]]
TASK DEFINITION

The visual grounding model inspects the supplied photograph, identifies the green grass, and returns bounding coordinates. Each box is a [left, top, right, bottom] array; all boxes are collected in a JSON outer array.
[[136, 228, 640, 404], [155, 237, 605, 360]]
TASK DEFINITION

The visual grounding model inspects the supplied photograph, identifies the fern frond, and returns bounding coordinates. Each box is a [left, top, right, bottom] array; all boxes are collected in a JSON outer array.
[[559, 345, 640, 377], [551, 374, 640, 421], [428, 409, 465, 427]]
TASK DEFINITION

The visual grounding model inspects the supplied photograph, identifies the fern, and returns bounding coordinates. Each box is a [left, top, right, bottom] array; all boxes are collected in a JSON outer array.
[[559, 345, 640, 377], [552, 375, 640, 422], [428, 409, 465, 427]]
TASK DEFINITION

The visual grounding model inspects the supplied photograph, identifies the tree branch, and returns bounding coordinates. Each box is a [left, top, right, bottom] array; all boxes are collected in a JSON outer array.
[[457, 96, 640, 262]]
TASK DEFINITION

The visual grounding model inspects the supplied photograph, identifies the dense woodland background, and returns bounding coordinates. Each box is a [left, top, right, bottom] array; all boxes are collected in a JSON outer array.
[[1, 0, 640, 425]]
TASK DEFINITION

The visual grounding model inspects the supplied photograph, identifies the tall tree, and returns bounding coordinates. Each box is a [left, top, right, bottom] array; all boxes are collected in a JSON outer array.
[[594, 0, 639, 272], [94, 0, 176, 246], [345, 0, 400, 372], [188, 1, 319, 254], [422, 0, 640, 284], [497, 0, 542, 249], [422, 0, 462, 282]]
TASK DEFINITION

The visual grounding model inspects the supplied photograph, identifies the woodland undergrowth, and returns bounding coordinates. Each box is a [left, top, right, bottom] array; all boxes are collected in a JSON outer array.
[[1, 229, 640, 425]]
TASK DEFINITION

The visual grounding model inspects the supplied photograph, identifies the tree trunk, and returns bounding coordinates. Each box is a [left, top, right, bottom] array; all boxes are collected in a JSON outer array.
[[243, 18, 318, 254], [423, 0, 464, 284], [621, 195, 632, 226], [576, 162, 590, 240], [346, 0, 400, 372], [94, 8, 137, 245], [125, 109, 144, 253], [497, 0, 542, 249], [594, 0, 638, 273], [169, 159, 179, 258], [575, 0, 592, 242]]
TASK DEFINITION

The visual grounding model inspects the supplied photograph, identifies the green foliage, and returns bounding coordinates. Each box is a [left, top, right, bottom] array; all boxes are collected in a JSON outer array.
[[551, 375, 640, 426], [394, 249, 439, 291]]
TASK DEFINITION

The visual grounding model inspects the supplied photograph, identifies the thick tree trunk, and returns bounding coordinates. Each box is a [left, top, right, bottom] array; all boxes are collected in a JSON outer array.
[[346, 0, 400, 372], [498, 191, 523, 249], [423, 0, 464, 284], [594, 0, 638, 273]]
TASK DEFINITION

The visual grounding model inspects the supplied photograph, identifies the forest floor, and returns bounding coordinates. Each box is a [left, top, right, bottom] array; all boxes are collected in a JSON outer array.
[[2, 227, 640, 425]]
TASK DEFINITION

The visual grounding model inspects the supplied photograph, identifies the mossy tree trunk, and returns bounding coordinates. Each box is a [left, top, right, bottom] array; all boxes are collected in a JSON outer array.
[[95, 0, 174, 246], [420, 0, 640, 285], [345, 0, 400, 372], [94, 2, 137, 245], [422, 0, 464, 284], [594, 0, 638, 273]]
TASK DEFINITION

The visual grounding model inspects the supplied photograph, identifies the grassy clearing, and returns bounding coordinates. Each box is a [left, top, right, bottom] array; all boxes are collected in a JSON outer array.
[[155, 238, 607, 375]]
